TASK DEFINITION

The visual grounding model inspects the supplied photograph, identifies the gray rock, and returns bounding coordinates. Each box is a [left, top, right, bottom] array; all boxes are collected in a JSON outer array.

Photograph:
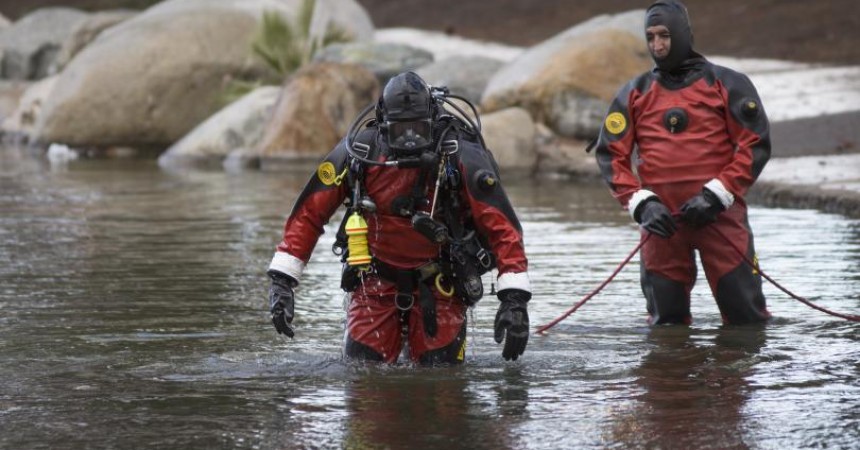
[[31, 0, 374, 149], [481, 107, 537, 172], [416, 55, 504, 104], [1, 75, 58, 138], [309, 0, 374, 43], [51, 10, 138, 74], [158, 86, 281, 169], [546, 90, 610, 140], [256, 62, 379, 160], [0, 80, 30, 125], [0, 8, 89, 80], [314, 42, 433, 85], [32, 2, 262, 147], [31, 0, 374, 148], [483, 9, 645, 103], [534, 136, 600, 179], [481, 10, 651, 139]]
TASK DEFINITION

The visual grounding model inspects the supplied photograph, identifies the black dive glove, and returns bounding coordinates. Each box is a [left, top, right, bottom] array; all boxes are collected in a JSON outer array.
[[268, 271, 297, 338], [494, 288, 531, 361], [680, 188, 725, 228], [634, 198, 677, 238]]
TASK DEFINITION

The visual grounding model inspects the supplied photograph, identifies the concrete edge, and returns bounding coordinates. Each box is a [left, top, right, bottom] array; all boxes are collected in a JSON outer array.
[[748, 181, 860, 219]]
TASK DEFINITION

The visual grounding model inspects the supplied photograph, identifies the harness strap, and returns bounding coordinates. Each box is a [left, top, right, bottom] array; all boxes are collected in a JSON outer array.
[[373, 259, 441, 284], [373, 259, 441, 337]]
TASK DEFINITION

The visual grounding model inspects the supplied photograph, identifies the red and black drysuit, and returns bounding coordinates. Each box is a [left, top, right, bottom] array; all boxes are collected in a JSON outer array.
[[268, 127, 530, 363], [594, 57, 772, 325]]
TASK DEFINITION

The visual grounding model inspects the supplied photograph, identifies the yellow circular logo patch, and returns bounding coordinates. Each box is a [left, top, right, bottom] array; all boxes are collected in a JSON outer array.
[[605, 112, 627, 135], [317, 162, 337, 186]]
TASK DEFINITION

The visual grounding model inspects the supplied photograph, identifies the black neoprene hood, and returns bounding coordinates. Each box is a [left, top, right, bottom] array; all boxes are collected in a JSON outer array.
[[380, 71, 433, 122], [645, 0, 695, 73]]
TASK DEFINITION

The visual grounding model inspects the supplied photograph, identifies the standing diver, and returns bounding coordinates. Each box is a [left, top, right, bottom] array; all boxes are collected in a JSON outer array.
[[594, 0, 772, 325]]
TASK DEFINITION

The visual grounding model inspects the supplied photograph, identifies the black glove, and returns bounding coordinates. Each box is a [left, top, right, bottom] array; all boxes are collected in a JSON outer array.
[[268, 271, 297, 338], [494, 288, 531, 361], [634, 198, 677, 238], [680, 188, 725, 228]]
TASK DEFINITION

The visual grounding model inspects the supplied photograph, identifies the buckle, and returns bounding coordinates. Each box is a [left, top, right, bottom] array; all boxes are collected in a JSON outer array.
[[477, 248, 493, 269], [395, 293, 414, 310], [352, 141, 370, 158]]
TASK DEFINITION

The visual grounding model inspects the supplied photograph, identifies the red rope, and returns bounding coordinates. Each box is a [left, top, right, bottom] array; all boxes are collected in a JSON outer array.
[[535, 233, 652, 334], [709, 226, 860, 322], [536, 224, 860, 335]]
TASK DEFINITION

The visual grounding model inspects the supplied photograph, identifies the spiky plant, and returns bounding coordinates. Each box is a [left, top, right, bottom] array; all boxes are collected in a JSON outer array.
[[220, 0, 350, 106], [251, 0, 350, 78]]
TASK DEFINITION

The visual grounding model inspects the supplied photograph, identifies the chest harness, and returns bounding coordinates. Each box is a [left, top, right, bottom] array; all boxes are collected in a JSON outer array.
[[332, 93, 496, 336]]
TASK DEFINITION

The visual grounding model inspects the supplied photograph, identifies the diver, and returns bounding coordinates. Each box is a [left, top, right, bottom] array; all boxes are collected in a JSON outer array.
[[593, 0, 772, 325], [266, 71, 532, 364]]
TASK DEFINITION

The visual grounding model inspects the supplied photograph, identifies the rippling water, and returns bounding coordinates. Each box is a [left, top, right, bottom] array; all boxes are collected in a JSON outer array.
[[1, 149, 858, 449]]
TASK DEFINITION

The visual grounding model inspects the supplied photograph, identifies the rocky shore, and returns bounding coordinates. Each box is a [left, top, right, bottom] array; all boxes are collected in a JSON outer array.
[[0, 1, 858, 218]]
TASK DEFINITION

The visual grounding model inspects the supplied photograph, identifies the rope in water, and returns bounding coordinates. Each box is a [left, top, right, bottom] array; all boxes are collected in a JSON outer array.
[[534, 234, 652, 334], [536, 226, 860, 334], [710, 226, 860, 322]]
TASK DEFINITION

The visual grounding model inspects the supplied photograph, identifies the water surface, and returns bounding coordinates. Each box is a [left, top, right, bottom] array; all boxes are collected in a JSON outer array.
[[1, 149, 858, 449]]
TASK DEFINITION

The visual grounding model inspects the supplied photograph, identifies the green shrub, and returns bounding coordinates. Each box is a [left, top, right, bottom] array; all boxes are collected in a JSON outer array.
[[251, 0, 350, 78], [220, 0, 350, 106]]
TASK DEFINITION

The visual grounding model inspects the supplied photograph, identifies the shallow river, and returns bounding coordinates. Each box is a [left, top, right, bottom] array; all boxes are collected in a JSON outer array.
[[1, 149, 858, 449]]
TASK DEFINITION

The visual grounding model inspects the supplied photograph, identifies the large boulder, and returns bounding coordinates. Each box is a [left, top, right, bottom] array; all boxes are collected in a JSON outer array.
[[256, 62, 379, 161], [0, 8, 89, 80], [51, 10, 138, 74], [416, 55, 504, 104], [535, 135, 600, 178], [1, 76, 57, 138], [157, 86, 281, 169], [373, 28, 523, 63], [482, 10, 650, 139], [313, 42, 433, 85], [0, 80, 30, 125], [309, 0, 374, 44], [32, 0, 374, 149], [480, 107, 537, 172]]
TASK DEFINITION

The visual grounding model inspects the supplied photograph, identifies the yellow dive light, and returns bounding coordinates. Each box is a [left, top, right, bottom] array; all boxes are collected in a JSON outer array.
[[345, 212, 372, 268]]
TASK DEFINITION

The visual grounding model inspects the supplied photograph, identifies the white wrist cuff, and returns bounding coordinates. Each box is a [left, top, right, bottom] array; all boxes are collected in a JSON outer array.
[[268, 252, 305, 282], [497, 272, 531, 293], [704, 179, 735, 209], [627, 189, 659, 220]]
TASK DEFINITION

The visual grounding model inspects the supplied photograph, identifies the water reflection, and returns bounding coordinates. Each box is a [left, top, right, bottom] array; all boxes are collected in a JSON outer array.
[[342, 368, 523, 450], [611, 325, 766, 449]]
